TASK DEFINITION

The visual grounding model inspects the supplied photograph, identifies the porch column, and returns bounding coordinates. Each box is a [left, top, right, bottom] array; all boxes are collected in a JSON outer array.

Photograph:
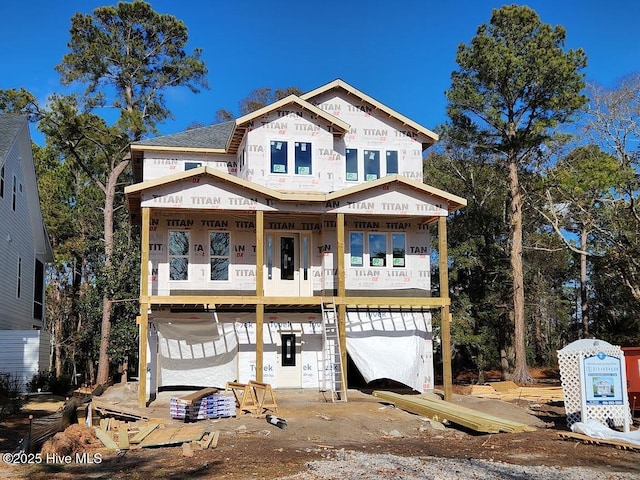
[[336, 213, 347, 390], [438, 215, 452, 401], [138, 207, 150, 407], [255, 210, 264, 382]]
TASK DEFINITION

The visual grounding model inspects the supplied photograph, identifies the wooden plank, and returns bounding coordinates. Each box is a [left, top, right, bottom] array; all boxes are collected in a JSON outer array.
[[130, 423, 159, 444], [176, 388, 219, 405], [558, 432, 640, 451], [139, 424, 208, 448], [373, 391, 536, 434], [491, 381, 519, 392], [201, 430, 219, 449], [92, 398, 149, 421], [118, 429, 130, 450], [94, 427, 119, 450]]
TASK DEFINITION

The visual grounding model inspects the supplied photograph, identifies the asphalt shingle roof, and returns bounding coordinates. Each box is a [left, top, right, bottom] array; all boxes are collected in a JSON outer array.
[[132, 121, 234, 149], [0, 114, 27, 160]]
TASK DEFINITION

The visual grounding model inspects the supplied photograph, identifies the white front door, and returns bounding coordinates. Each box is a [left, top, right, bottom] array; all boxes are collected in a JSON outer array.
[[276, 332, 302, 388], [264, 232, 311, 297]]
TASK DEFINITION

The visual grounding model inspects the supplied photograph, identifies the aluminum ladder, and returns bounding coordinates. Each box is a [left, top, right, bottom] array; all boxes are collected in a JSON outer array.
[[319, 301, 347, 402]]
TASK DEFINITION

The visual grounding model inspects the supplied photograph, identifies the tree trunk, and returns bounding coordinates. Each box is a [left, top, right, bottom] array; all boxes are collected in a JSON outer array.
[[509, 161, 532, 385], [96, 166, 120, 385], [580, 227, 589, 338]]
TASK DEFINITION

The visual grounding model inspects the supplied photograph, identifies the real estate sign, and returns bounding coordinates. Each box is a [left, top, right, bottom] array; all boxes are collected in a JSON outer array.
[[582, 353, 625, 406]]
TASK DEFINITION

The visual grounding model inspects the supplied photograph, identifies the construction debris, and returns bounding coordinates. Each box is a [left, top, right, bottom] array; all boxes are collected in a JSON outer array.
[[558, 431, 640, 451], [469, 381, 564, 403], [372, 390, 537, 434], [90, 416, 221, 450]]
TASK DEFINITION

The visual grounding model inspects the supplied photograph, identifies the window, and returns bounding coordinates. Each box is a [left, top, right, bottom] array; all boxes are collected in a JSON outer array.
[[210, 232, 230, 281], [281, 333, 296, 367], [364, 150, 379, 181], [386, 151, 398, 175], [12, 175, 17, 210], [295, 142, 312, 174], [271, 141, 287, 173], [0, 165, 4, 198], [169, 231, 190, 280], [34, 260, 44, 320], [185, 162, 202, 170], [350, 232, 364, 266], [16, 257, 22, 298], [392, 233, 406, 267], [346, 148, 358, 181], [368, 233, 386, 267]]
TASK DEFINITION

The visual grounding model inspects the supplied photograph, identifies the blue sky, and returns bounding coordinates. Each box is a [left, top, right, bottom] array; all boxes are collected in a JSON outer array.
[[1, 1, 638, 146]]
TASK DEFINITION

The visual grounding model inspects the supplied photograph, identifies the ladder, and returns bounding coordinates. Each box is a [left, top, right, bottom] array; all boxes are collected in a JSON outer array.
[[319, 302, 348, 402]]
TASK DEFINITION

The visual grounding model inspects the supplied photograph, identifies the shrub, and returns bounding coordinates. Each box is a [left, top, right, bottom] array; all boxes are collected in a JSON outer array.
[[0, 372, 25, 415]]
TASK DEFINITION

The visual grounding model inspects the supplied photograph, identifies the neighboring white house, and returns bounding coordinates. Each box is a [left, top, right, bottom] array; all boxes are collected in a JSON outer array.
[[126, 80, 466, 404], [0, 114, 53, 390]]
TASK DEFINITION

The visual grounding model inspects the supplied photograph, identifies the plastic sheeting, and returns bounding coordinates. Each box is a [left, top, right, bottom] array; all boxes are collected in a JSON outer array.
[[571, 419, 640, 446], [346, 309, 433, 393], [156, 321, 238, 388]]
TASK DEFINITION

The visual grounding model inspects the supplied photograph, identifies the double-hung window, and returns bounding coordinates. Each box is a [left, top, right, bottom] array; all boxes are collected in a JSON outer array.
[[386, 151, 398, 175], [169, 231, 190, 280], [364, 150, 380, 181], [210, 232, 230, 281], [295, 142, 312, 174], [346, 148, 358, 181], [270, 141, 288, 174]]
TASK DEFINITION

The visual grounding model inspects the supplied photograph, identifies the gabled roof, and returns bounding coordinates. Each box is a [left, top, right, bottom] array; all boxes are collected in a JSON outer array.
[[226, 95, 350, 154], [301, 79, 439, 149], [0, 114, 54, 262], [125, 166, 466, 223], [0, 114, 27, 160]]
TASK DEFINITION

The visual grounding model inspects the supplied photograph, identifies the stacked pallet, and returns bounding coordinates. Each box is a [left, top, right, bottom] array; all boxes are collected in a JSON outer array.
[[469, 381, 564, 403], [372, 390, 537, 434], [170, 391, 236, 420]]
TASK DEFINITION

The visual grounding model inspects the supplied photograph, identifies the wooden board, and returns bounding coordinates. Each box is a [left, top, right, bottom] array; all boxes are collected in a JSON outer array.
[[139, 424, 208, 448], [176, 388, 219, 405], [373, 391, 536, 434], [93, 398, 149, 421], [94, 427, 119, 450], [130, 423, 159, 444], [558, 431, 640, 451]]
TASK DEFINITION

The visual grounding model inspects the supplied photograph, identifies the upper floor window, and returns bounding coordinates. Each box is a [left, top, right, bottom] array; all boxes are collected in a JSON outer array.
[[295, 142, 312, 175], [210, 231, 230, 281], [0, 165, 4, 198], [392, 233, 406, 267], [16, 257, 22, 298], [346, 149, 358, 181], [386, 151, 398, 175], [169, 231, 190, 280], [185, 162, 202, 171], [368, 233, 386, 267], [271, 141, 288, 174], [364, 150, 380, 181], [350, 232, 406, 268], [350, 232, 364, 267], [34, 260, 44, 320], [12, 175, 17, 210]]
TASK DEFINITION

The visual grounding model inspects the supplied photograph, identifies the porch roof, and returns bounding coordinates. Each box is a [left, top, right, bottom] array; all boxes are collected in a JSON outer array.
[[125, 166, 466, 223]]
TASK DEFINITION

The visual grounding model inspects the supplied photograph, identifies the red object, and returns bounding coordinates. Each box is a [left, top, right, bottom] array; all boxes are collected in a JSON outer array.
[[622, 347, 640, 411]]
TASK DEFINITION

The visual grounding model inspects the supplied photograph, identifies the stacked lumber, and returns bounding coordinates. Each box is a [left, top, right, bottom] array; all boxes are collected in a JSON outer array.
[[372, 390, 537, 434], [469, 381, 564, 403], [170, 393, 236, 420], [92, 417, 220, 450]]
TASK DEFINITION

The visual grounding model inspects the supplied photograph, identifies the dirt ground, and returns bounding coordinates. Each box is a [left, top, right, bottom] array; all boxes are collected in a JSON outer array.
[[1, 381, 640, 479]]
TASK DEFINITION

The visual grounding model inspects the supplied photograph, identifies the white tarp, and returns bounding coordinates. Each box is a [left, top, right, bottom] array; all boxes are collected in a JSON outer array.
[[571, 419, 640, 446], [346, 309, 433, 392], [156, 320, 237, 388]]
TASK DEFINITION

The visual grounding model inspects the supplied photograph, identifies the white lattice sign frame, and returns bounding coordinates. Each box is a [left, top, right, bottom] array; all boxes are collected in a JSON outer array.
[[557, 339, 631, 431]]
